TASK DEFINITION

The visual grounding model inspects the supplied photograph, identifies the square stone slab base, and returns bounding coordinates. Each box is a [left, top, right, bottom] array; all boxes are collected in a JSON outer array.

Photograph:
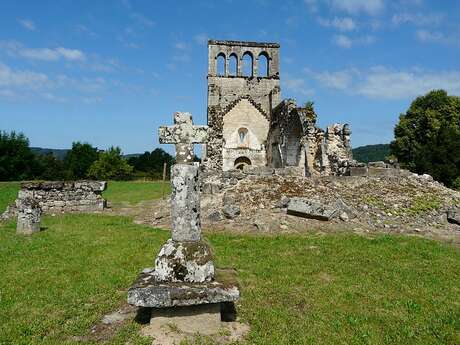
[[128, 268, 240, 308], [140, 303, 250, 345]]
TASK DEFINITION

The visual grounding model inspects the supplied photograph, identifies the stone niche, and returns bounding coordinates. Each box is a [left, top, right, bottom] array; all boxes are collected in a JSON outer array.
[[7, 181, 107, 217]]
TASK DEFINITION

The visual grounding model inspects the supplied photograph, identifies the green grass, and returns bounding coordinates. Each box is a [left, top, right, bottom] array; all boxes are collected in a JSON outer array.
[[102, 181, 170, 206], [0, 182, 20, 212], [1, 215, 459, 344]]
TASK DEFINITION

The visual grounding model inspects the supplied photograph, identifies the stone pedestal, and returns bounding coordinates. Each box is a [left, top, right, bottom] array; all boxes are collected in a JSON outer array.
[[16, 197, 42, 235], [171, 164, 201, 242], [128, 268, 239, 308]]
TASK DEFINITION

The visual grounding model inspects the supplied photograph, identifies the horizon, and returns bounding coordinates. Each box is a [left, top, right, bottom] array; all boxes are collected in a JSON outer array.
[[1, 0, 460, 155]]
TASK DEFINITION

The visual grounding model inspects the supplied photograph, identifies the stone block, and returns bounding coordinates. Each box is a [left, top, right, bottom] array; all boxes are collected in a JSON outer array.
[[447, 208, 460, 225], [154, 239, 215, 283], [287, 197, 339, 221], [368, 161, 386, 168], [222, 205, 240, 219], [171, 164, 201, 242], [368, 167, 396, 177], [128, 268, 240, 308], [349, 166, 368, 176], [16, 198, 41, 235]]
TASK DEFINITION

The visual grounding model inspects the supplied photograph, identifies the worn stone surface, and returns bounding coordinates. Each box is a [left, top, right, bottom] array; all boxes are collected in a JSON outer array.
[[222, 205, 240, 219], [154, 239, 215, 283], [16, 197, 41, 235], [287, 197, 340, 221], [128, 269, 240, 308], [447, 208, 460, 225], [159, 112, 208, 164], [170, 164, 201, 242]]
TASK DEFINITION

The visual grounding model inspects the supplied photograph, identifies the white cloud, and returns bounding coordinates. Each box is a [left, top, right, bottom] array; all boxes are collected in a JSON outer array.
[[331, 0, 384, 15], [193, 33, 209, 45], [306, 68, 355, 89], [318, 17, 356, 31], [283, 75, 314, 96], [55, 47, 86, 61], [82, 96, 102, 104], [172, 54, 190, 63], [0, 62, 49, 88], [18, 19, 36, 31], [307, 66, 460, 99], [333, 34, 374, 48], [304, 0, 318, 13], [0, 41, 86, 62], [76, 24, 97, 38], [392, 12, 444, 26], [131, 13, 155, 27], [174, 42, 189, 50], [416, 30, 460, 46], [334, 34, 353, 48]]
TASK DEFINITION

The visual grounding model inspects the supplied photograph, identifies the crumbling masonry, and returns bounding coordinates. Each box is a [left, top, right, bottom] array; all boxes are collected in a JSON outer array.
[[202, 39, 355, 176]]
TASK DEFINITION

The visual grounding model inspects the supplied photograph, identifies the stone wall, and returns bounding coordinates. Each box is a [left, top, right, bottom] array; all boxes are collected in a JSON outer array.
[[204, 40, 281, 172], [3, 181, 107, 218], [267, 99, 355, 176]]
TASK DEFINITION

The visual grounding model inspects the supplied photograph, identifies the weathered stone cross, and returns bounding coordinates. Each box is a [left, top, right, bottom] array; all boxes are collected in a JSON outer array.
[[158, 112, 209, 242], [159, 112, 208, 164]]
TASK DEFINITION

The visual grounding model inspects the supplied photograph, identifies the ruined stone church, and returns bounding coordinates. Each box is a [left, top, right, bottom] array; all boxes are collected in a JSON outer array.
[[202, 40, 354, 176]]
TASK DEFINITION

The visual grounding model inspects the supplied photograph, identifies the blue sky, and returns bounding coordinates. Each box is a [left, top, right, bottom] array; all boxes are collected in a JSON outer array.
[[1, 0, 459, 154]]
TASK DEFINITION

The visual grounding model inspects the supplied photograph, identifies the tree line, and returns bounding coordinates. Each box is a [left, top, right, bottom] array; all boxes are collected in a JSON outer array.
[[0, 133, 174, 181]]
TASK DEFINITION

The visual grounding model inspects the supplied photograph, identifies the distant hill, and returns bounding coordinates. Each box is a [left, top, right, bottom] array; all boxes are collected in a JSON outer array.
[[31, 147, 69, 160], [31, 147, 142, 161], [352, 144, 391, 163]]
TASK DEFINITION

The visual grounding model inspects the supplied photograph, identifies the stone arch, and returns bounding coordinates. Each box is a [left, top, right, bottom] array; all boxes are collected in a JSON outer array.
[[216, 52, 226, 76], [228, 53, 238, 76], [258, 51, 269, 77], [234, 156, 251, 170], [241, 51, 253, 77], [284, 113, 303, 166], [237, 127, 249, 147]]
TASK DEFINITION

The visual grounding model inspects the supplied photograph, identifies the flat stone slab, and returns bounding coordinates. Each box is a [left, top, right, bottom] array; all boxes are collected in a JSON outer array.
[[128, 269, 240, 308], [287, 197, 339, 221]]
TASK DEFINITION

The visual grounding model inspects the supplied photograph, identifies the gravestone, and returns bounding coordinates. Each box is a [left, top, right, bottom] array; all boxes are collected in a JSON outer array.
[[16, 197, 42, 235], [128, 112, 240, 312]]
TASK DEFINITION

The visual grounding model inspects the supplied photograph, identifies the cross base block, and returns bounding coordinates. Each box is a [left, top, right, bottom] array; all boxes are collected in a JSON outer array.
[[128, 269, 240, 308]]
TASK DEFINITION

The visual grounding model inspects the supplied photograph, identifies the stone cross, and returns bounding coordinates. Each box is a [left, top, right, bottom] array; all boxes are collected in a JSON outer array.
[[158, 112, 208, 242], [159, 112, 208, 164]]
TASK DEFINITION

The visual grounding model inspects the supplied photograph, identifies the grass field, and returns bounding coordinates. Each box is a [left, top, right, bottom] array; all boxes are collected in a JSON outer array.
[[1, 181, 459, 344], [102, 180, 170, 206], [0, 182, 20, 212]]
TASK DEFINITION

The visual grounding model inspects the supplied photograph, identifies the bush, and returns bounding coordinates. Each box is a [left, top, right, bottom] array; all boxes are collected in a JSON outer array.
[[87, 147, 133, 180]]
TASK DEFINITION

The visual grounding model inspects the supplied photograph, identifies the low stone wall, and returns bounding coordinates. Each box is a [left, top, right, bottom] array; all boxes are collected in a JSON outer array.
[[348, 161, 410, 178], [2, 181, 107, 219]]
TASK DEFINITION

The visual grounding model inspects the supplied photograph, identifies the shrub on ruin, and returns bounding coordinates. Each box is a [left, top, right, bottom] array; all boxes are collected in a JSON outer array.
[[390, 90, 460, 187]]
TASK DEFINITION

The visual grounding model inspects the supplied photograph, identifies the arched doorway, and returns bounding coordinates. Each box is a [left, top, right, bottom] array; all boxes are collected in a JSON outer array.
[[234, 156, 251, 170]]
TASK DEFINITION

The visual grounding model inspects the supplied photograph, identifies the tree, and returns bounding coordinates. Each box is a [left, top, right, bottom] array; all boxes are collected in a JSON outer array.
[[0, 131, 40, 181], [36, 153, 66, 180], [87, 146, 133, 180], [128, 148, 174, 175], [390, 90, 460, 187], [64, 142, 99, 179]]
